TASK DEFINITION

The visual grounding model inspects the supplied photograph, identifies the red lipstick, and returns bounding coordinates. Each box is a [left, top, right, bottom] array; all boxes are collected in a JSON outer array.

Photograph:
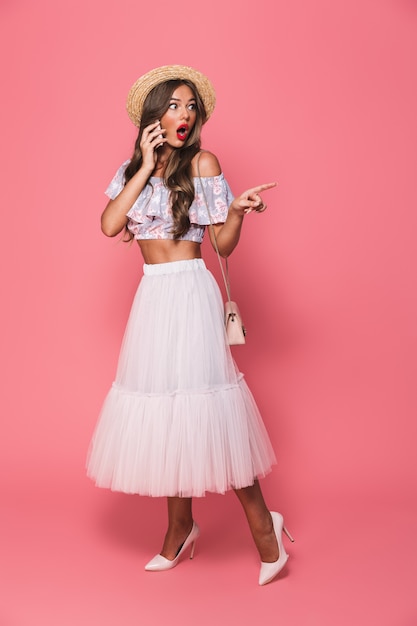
[[176, 124, 189, 141]]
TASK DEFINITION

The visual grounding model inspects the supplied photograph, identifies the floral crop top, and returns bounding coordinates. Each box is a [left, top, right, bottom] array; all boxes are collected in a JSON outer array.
[[105, 160, 234, 242]]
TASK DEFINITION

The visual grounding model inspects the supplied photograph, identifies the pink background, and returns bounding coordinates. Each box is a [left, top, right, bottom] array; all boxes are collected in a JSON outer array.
[[1, 0, 416, 624]]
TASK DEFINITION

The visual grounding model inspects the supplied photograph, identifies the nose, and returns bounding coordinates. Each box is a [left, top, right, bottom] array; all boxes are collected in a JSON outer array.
[[181, 106, 190, 120]]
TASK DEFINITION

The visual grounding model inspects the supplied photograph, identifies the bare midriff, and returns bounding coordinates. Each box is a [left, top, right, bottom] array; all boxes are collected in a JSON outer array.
[[138, 240, 202, 265]]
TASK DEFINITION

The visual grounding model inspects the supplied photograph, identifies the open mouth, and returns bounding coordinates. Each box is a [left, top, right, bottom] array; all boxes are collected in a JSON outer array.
[[176, 124, 189, 141]]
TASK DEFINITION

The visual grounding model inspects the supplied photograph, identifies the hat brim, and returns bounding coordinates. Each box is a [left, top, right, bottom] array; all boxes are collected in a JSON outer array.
[[126, 65, 216, 127]]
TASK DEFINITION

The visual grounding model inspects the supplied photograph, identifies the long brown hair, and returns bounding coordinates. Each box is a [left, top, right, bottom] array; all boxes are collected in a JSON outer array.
[[124, 79, 206, 239]]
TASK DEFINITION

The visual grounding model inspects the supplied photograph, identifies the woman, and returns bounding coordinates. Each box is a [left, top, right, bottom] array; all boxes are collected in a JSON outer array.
[[87, 65, 293, 585]]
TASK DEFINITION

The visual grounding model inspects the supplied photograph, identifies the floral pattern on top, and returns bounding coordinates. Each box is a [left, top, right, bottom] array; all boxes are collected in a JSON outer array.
[[105, 160, 234, 242]]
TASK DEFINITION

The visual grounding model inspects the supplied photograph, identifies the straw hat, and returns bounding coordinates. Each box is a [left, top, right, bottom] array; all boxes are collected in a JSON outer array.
[[126, 65, 216, 127]]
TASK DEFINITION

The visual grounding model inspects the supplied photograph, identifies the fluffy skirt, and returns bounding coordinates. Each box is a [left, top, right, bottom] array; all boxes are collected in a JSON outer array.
[[87, 258, 276, 497]]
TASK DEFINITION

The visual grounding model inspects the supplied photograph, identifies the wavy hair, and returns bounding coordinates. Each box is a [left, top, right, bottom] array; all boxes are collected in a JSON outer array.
[[124, 79, 206, 239]]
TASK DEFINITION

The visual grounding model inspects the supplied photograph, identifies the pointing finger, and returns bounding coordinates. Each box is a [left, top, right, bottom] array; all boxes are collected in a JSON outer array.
[[246, 182, 277, 195]]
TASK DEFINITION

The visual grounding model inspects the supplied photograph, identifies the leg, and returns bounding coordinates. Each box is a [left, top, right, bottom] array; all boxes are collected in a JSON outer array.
[[159, 496, 194, 560], [234, 480, 279, 563]]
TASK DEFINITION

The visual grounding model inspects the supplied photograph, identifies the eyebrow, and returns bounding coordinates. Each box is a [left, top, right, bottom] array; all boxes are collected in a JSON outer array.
[[170, 97, 196, 102]]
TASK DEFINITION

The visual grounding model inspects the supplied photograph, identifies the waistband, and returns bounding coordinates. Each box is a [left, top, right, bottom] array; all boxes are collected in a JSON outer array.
[[143, 258, 206, 276]]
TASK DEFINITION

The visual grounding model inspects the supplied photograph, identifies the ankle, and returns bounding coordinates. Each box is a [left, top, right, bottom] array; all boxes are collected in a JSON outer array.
[[248, 511, 273, 537], [167, 518, 193, 535]]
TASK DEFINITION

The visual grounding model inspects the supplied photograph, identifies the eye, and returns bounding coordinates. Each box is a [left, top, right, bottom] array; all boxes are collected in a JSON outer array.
[[168, 103, 177, 109], [188, 102, 196, 110]]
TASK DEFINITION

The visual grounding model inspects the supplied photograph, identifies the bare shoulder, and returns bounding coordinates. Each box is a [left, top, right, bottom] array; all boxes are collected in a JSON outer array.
[[192, 150, 222, 177]]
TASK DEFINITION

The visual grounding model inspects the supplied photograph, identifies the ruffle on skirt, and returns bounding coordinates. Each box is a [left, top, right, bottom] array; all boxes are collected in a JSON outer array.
[[87, 258, 276, 497]]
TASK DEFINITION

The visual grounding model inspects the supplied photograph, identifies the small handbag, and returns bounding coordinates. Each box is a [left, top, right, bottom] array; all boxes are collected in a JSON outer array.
[[197, 157, 246, 345], [224, 299, 246, 345]]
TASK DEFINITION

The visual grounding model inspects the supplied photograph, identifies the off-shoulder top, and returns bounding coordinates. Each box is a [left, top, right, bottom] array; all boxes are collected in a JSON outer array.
[[105, 160, 234, 243]]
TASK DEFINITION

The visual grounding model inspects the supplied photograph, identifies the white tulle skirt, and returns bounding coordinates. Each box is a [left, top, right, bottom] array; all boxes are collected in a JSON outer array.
[[87, 258, 276, 497]]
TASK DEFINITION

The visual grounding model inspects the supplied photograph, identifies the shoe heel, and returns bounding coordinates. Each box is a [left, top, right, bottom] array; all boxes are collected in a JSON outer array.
[[190, 539, 197, 560], [283, 525, 295, 543]]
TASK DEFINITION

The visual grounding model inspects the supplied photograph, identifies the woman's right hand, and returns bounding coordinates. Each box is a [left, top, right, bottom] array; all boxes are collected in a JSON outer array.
[[140, 121, 167, 172], [101, 122, 167, 237]]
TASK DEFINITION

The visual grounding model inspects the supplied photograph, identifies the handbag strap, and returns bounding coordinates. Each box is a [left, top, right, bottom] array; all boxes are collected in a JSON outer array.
[[196, 152, 233, 305]]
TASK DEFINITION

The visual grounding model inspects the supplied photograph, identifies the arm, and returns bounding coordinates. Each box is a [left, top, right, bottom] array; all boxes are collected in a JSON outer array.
[[101, 167, 152, 237], [101, 121, 168, 237], [209, 211, 244, 259], [195, 152, 276, 257]]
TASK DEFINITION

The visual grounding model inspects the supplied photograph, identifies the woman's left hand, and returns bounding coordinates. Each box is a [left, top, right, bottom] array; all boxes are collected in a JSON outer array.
[[230, 182, 277, 216]]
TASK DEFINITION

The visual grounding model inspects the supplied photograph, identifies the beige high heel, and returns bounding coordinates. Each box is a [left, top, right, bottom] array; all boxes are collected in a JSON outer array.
[[144, 522, 200, 572], [259, 512, 294, 586]]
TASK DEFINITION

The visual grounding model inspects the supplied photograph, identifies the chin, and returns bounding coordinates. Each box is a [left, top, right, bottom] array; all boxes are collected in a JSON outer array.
[[165, 138, 179, 148]]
